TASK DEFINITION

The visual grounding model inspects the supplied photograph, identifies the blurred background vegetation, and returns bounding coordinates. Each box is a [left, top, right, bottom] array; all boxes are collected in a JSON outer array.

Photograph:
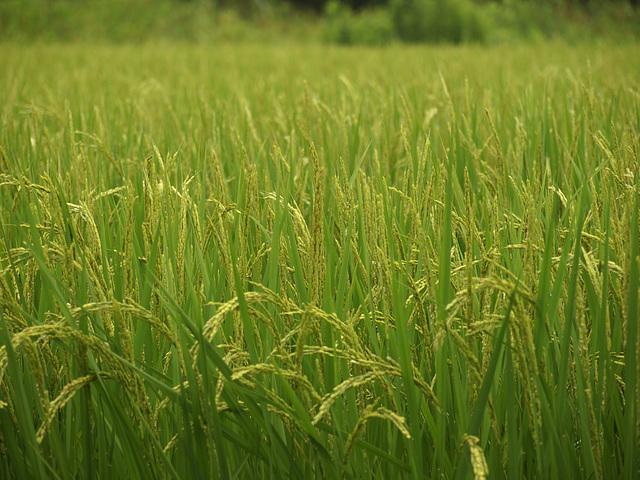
[[0, 0, 639, 45]]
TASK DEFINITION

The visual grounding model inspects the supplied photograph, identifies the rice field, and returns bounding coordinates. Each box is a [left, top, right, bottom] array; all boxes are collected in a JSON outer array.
[[0, 42, 639, 479]]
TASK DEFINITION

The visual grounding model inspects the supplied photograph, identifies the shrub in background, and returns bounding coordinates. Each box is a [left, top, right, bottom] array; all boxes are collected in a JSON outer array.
[[390, 0, 486, 43], [351, 7, 395, 45], [480, 0, 554, 43], [388, 0, 429, 42], [323, 0, 486, 45], [321, 0, 640, 46], [322, 0, 355, 43], [323, 0, 395, 45]]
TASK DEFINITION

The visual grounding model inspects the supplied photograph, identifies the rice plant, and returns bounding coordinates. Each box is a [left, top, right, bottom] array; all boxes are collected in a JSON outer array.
[[1, 42, 639, 479]]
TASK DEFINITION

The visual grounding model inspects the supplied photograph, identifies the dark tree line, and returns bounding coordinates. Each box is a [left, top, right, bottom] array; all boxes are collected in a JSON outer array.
[[281, 0, 638, 11], [184, 0, 638, 12]]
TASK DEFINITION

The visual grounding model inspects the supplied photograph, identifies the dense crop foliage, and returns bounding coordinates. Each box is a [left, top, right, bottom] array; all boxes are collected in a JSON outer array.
[[1, 43, 639, 479]]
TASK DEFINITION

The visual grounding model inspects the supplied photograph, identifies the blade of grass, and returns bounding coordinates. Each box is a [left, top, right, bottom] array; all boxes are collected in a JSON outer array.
[[0, 311, 49, 479], [624, 176, 639, 480]]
